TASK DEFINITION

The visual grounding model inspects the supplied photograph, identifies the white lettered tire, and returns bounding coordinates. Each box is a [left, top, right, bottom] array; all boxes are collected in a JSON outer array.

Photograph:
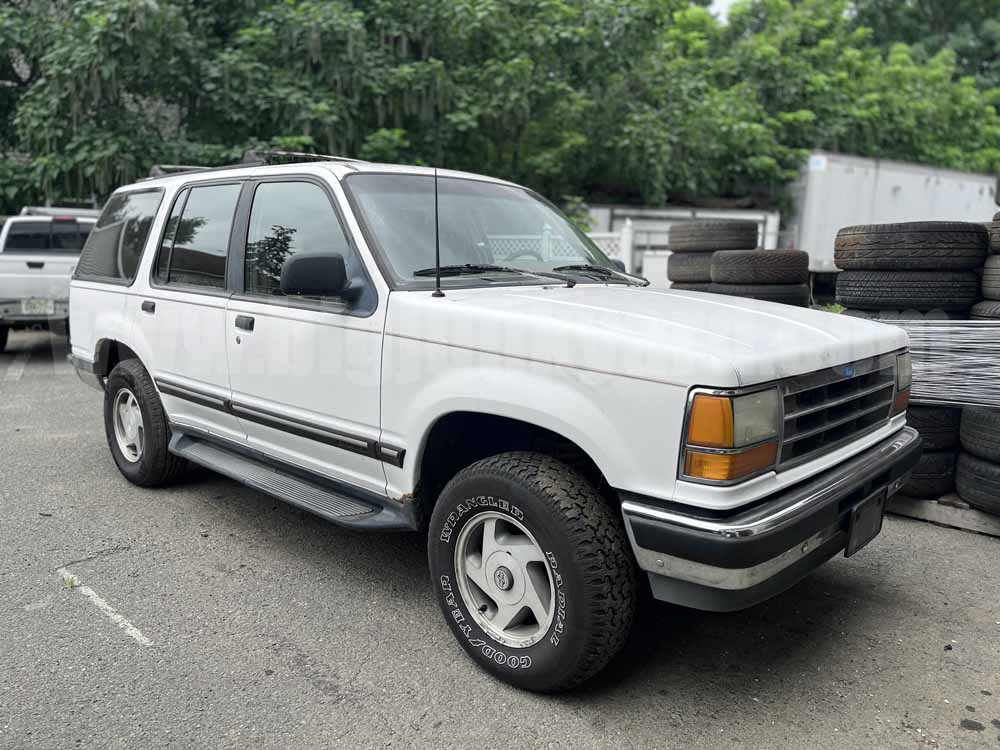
[[428, 452, 637, 692]]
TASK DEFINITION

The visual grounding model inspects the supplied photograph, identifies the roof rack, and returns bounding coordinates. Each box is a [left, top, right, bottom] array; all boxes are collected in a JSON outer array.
[[142, 151, 365, 182], [242, 149, 366, 165]]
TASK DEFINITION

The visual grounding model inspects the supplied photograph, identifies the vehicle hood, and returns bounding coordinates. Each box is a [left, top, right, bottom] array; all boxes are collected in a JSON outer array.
[[385, 285, 908, 388]]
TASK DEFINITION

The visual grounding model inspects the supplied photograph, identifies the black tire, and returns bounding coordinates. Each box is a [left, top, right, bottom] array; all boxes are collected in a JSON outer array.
[[988, 221, 1000, 254], [709, 282, 810, 307], [900, 450, 956, 498], [668, 221, 758, 253], [834, 222, 987, 271], [959, 406, 1000, 463], [956, 452, 1000, 515], [835, 271, 979, 311], [710, 249, 809, 284], [907, 406, 960, 451], [0, 324, 7, 354], [843, 308, 963, 321], [982, 256, 1000, 300], [667, 252, 713, 283], [971, 300, 1000, 320], [669, 282, 713, 293], [428, 452, 637, 693], [103, 359, 186, 486]]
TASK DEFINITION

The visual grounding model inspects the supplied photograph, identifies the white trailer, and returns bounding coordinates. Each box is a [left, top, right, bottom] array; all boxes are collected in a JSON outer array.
[[785, 151, 998, 273]]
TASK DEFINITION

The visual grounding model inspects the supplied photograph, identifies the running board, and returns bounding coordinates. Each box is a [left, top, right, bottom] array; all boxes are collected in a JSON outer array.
[[169, 433, 411, 530]]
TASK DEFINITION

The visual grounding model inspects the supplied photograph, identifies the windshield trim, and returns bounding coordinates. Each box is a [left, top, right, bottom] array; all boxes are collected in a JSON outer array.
[[340, 171, 615, 292]]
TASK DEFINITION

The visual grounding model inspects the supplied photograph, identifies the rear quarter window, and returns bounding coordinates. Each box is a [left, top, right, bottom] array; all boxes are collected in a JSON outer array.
[[74, 189, 164, 283]]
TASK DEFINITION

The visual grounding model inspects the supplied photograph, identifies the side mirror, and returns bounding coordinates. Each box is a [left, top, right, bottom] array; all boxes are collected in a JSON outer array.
[[280, 252, 358, 300], [610, 258, 627, 273]]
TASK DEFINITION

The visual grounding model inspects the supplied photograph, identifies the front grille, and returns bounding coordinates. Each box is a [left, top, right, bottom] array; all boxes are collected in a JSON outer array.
[[779, 354, 896, 468]]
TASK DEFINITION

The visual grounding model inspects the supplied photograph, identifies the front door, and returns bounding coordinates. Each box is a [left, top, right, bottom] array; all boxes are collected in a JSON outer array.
[[224, 178, 386, 496]]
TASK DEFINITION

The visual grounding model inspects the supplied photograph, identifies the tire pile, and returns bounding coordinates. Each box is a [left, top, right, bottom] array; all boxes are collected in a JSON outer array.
[[957, 408, 1000, 515], [833, 218, 1000, 515], [667, 220, 810, 307]]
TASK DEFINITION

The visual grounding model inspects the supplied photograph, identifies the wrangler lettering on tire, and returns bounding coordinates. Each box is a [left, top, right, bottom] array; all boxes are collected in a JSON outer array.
[[428, 452, 637, 692]]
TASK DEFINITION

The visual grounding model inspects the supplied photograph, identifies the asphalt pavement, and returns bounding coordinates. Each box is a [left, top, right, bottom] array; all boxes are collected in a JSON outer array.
[[1, 329, 998, 749]]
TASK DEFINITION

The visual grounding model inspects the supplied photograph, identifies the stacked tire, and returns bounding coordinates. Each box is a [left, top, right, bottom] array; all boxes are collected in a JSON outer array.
[[970, 211, 1000, 321], [667, 221, 758, 293], [834, 222, 987, 317], [834, 222, 990, 499], [708, 248, 810, 306], [901, 406, 961, 498], [956, 407, 1000, 516]]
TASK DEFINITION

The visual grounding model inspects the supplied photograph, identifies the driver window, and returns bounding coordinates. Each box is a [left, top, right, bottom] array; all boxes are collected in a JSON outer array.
[[244, 181, 365, 306]]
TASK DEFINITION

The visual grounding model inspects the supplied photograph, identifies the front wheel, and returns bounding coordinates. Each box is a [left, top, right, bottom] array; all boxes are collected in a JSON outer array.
[[428, 452, 637, 692]]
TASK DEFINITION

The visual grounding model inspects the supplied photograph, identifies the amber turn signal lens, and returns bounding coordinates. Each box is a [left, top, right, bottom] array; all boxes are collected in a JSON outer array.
[[891, 386, 910, 416], [684, 441, 779, 482], [687, 395, 734, 448]]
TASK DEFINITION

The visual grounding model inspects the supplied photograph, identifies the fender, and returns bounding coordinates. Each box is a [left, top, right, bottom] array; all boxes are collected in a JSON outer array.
[[379, 353, 687, 504]]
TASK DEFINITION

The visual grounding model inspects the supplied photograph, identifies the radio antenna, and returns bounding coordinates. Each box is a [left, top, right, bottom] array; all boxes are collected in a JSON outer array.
[[431, 167, 445, 298]]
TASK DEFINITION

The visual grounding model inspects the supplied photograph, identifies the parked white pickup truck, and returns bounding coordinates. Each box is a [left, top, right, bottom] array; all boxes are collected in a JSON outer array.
[[0, 209, 97, 351], [69, 157, 921, 692]]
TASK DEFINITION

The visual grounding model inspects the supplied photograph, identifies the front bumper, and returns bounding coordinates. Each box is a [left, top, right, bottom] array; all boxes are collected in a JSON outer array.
[[621, 426, 922, 612]]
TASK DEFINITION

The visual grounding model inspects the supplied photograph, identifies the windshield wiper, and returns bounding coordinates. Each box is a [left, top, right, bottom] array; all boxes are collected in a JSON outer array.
[[413, 264, 576, 287], [552, 264, 649, 286]]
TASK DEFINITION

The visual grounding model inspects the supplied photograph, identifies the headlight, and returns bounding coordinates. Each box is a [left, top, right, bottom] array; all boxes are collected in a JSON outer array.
[[892, 351, 911, 416], [681, 389, 781, 483]]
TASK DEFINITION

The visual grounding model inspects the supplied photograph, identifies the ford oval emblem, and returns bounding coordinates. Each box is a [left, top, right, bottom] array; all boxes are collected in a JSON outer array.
[[841, 366, 856, 377]]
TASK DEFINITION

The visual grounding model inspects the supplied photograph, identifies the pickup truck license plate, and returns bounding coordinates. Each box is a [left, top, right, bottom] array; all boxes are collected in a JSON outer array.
[[845, 489, 887, 557], [21, 298, 54, 316]]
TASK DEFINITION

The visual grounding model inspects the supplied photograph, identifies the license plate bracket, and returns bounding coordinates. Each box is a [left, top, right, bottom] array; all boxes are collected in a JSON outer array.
[[845, 489, 887, 557], [20, 298, 54, 316]]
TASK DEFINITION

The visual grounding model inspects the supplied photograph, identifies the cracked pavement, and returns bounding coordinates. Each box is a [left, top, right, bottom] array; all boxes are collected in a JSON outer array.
[[1, 330, 999, 749]]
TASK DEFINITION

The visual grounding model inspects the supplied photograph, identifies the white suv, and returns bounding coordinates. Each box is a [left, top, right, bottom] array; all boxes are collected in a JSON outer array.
[[0, 209, 96, 350], [70, 157, 921, 692]]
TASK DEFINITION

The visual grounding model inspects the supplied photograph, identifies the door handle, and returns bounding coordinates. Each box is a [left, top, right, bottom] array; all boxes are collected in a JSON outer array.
[[141, 300, 156, 313], [235, 315, 255, 331], [26, 261, 44, 269]]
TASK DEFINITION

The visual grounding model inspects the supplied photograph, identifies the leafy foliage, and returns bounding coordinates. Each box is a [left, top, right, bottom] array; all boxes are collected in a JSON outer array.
[[1, 0, 998, 214]]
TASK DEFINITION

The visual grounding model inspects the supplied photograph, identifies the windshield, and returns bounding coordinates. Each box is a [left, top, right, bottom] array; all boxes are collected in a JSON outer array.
[[344, 174, 614, 287]]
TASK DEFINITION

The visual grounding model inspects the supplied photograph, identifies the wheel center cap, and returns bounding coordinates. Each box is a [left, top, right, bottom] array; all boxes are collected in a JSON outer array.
[[493, 566, 514, 591]]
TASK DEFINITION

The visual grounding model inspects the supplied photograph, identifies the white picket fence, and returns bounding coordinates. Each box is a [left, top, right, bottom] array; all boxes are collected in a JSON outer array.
[[487, 219, 635, 273]]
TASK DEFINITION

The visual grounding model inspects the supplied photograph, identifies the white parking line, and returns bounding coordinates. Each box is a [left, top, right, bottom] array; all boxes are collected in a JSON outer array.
[[57, 567, 153, 646], [4, 352, 30, 381]]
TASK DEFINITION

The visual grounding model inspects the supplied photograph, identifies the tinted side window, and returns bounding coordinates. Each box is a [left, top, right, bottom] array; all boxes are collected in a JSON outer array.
[[166, 184, 240, 289], [153, 189, 188, 285], [244, 181, 357, 302], [75, 190, 163, 282], [5, 222, 51, 251]]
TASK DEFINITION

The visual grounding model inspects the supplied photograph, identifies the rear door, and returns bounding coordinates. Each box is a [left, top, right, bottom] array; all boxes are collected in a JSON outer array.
[[224, 177, 386, 495], [0, 218, 90, 315], [129, 182, 245, 443]]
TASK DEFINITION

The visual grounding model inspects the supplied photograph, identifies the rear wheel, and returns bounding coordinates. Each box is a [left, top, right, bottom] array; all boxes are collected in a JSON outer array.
[[428, 452, 637, 692], [104, 359, 186, 486], [0, 324, 7, 354]]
